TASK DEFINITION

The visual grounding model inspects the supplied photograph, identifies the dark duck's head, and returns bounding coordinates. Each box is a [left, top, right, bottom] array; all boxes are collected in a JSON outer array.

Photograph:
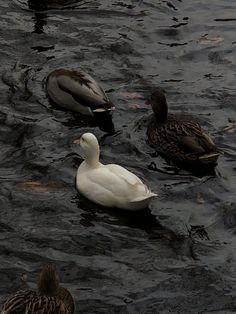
[[146, 88, 168, 123], [38, 264, 60, 296]]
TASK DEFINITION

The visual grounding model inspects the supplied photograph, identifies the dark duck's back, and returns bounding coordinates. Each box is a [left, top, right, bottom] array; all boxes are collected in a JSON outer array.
[[146, 89, 222, 166], [1, 265, 74, 314]]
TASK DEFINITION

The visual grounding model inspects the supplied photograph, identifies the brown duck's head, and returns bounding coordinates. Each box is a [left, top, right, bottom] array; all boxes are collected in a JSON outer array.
[[38, 264, 60, 296], [146, 88, 168, 122]]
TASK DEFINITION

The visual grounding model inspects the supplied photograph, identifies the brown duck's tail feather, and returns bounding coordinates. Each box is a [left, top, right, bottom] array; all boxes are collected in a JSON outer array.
[[199, 152, 221, 164], [216, 148, 224, 155], [93, 107, 115, 113], [93, 101, 115, 112]]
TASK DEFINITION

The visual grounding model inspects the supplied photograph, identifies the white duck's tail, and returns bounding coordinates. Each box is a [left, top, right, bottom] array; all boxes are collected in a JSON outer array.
[[129, 191, 157, 210], [131, 192, 157, 202]]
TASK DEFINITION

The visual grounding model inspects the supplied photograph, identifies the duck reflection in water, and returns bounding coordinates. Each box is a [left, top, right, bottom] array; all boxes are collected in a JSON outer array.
[[28, 0, 77, 33], [28, 0, 79, 10], [28, 0, 48, 34]]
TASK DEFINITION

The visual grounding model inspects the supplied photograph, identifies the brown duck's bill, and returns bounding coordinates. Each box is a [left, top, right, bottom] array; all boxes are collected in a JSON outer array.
[[73, 138, 80, 145]]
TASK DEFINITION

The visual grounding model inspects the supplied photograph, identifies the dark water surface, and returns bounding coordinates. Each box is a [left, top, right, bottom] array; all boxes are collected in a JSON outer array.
[[0, 0, 236, 313]]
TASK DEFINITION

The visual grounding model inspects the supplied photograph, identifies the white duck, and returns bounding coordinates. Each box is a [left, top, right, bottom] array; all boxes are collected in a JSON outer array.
[[46, 69, 115, 116], [74, 133, 157, 210]]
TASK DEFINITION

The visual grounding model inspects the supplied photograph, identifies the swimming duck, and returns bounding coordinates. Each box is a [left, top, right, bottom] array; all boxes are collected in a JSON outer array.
[[46, 69, 115, 116], [73, 133, 157, 210], [146, 88, 222, 166], [1, 265, 74, 314]]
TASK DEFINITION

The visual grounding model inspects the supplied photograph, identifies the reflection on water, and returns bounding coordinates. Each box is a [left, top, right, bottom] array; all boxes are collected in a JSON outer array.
[[27, 0, 84, 33], [32, 12, 47, 34], [28, 0, 80, 10], [28, 0, 48, 11], [0, 0, 236, 312]]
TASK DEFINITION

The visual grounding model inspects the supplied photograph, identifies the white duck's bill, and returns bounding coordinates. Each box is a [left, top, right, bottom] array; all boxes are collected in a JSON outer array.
[[73, 138, 80, 145]]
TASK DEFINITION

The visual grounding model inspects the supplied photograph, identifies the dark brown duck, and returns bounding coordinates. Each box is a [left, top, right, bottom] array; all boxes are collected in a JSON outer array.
[[146, 89, 222, 166], [1, 265, 74, 314]]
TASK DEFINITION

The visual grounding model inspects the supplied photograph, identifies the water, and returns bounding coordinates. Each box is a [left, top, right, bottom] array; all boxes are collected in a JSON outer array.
[[0, 0, 236, 312]]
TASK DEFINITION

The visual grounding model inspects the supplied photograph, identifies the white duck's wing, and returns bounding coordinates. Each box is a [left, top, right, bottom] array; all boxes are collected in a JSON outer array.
[[56, 70, 114, 111], [105, 164, 144, 185], [106, 164, 156, 200], [78, 165, 154, 208]]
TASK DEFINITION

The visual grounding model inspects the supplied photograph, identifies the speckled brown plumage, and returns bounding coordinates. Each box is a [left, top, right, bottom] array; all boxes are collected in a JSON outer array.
[[147, 89, 222, 165], [1, 265, 74, 314]]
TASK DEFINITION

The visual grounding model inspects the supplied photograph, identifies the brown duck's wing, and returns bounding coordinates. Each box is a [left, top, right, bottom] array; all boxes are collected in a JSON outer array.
[[147, 119, 186, 160], [147, 118, 218, 161], [58, 287, 74, 314], [74, 70, 109, 101], [56, 70, 114, 110], [25, 296, 69, 314], [177, 136, 206, 153], [1, 289, 36, 313], [175, 120, 218, 153]]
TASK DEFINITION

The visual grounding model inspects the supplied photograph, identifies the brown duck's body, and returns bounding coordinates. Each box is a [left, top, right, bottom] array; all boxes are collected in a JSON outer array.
[[46, 69, 115, 116], [1, 266, 74, 314], [147, 89, 222, 166]]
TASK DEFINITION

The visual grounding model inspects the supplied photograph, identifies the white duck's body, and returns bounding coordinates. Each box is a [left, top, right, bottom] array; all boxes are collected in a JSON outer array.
[[74, 133, 157, 210], [46, 69, 115, 116]]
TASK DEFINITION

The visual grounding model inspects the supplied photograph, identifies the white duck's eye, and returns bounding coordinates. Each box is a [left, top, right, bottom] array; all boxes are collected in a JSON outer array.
[[81, 137, 85, 142]]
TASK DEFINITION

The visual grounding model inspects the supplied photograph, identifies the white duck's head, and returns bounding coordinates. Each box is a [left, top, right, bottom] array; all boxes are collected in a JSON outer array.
[[74, 132, 100, 166]]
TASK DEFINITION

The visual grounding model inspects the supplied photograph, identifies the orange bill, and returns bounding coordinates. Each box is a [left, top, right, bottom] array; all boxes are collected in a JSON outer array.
[[73, 138, 80, 145]]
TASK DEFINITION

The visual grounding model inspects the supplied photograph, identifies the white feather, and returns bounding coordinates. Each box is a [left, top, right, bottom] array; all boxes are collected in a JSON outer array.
[[75, 133, 157, 210]]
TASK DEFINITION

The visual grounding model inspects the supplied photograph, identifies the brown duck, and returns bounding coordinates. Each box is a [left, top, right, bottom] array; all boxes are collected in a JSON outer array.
[[146, 89, 222, 166], [1, 265, 74, 314], [46, 69, 115, 116]]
